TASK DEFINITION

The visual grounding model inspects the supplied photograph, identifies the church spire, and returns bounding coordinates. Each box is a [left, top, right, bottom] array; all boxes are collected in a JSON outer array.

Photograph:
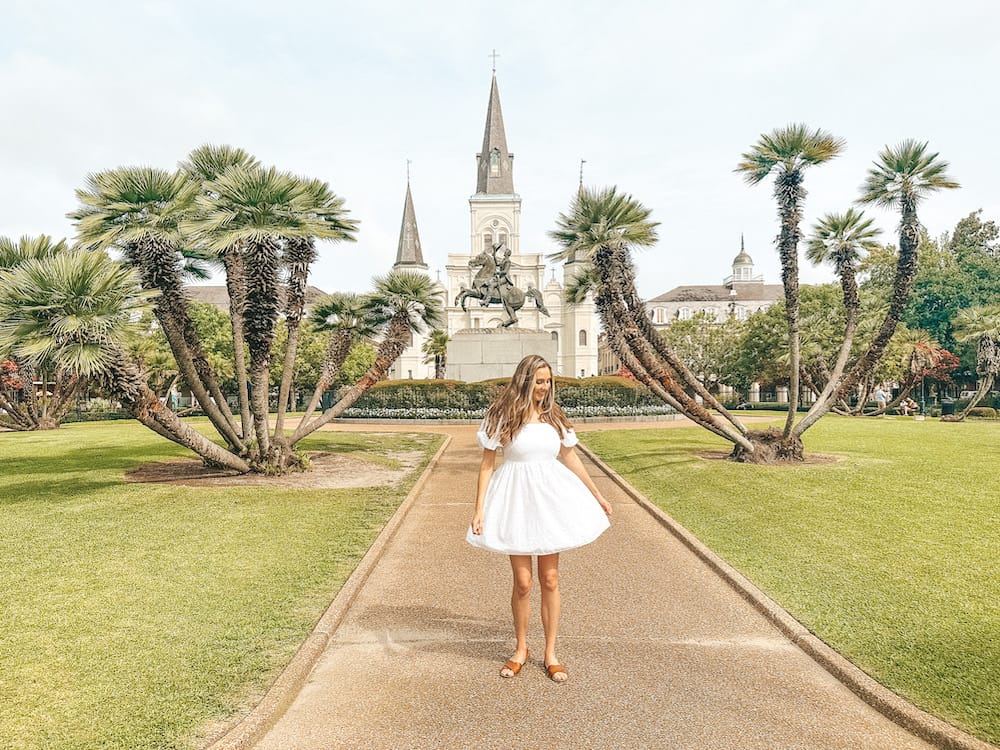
[[476, 73, 515, 195], [394, 178, 427, 270]]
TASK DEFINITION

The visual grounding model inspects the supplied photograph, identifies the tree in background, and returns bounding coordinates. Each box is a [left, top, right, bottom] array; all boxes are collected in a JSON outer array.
[[952, 305, 1000, 420], [421, 329, 450, 379]]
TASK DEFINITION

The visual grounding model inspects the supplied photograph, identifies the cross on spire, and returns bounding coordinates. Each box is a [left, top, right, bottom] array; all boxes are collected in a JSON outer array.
[[489, 49, 500, 72]]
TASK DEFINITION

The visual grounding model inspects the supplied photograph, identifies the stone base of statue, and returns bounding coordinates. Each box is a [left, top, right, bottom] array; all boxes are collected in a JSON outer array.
[[447, 328, 557, 382]]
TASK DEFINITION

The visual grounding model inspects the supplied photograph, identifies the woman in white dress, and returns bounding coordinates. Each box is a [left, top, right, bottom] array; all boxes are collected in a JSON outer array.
[[467, 355, 612, 683]]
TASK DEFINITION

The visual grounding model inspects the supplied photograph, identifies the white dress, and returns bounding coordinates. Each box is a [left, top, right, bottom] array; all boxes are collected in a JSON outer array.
[[465, 420, 611, 555]]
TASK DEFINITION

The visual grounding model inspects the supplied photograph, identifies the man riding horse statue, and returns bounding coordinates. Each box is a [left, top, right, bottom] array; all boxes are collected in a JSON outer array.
[[454, 242, 550, 328]]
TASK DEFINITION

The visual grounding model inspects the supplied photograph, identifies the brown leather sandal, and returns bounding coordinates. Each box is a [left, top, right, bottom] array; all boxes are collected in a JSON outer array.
[[500, 651, 529, 678], [545, 663, 568, 683]]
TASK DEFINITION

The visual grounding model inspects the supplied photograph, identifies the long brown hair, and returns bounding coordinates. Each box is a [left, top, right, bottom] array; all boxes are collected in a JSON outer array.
[[483, 354, 573, 446]]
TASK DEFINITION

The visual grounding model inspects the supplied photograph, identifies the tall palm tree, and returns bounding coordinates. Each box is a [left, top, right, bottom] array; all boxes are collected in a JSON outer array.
[[0, 248, 250, 471], [69, 167, 245, 450], [0, 235, 84, 430], [953, 305, 1000, 420], [293, 271, 443, 441], [550, 187, 754, 452], [183, 165, 357, 465], [736, 124, 845, 437], [792, 209, 881, 434], [295, 291, 377, 432], [179, 144, 260, 436], [421, 329, 450, 379], [837, 140, 959, 399]]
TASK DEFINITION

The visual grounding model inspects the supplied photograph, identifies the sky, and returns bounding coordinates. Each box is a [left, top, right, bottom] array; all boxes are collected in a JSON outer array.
[[2, 0, 998, 300]]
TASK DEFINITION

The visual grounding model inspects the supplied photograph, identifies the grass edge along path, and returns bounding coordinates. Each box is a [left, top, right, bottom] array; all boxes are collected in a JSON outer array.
[[0, 420, 444, 750], [581, 415, 1000, 746]]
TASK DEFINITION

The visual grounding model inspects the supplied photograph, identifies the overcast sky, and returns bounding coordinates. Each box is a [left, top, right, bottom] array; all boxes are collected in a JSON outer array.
[[2, 0, 997, 299]]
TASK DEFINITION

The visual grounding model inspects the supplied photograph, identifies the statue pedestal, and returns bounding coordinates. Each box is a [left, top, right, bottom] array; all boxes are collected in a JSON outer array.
[[447, 328, 557, 382]]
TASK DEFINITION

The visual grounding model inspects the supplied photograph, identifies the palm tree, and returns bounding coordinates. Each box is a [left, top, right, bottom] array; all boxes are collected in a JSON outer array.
[[550, 187, 755, 453], [179, 144, 260, 436], [0, 235, 85, 430], [0, 248, 251, 471], [841, 140, 959, 396], [293, 270, 443, 442], [422, 329, 450, 379], [70, 167, 245, 451], [295, 292, 377, 431], [953, 305, 1000, 420], [791, 209, 881, 433], [736, 124, 845, 438], [183, 164, 357, 466]]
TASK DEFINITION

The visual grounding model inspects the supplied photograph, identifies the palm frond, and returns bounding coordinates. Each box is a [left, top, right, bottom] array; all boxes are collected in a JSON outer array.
[[858, 139, 960, 208], [805, 208, 881, 269]]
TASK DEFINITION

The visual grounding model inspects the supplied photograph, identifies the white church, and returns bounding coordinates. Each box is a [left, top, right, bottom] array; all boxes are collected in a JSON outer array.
[[387, 73, 599, 381]]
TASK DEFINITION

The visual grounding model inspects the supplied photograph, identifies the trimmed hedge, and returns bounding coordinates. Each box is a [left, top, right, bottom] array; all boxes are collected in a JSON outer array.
[[342, 377, 672, 419], [968, 406, 998, 419]]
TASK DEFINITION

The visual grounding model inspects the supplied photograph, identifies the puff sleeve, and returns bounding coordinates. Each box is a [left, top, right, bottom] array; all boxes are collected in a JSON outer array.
[[560, 428, 579, 448], [476, 419, 502, 450]]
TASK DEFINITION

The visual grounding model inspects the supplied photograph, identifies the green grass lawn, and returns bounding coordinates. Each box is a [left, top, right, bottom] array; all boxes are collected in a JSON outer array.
[[0, 421, 443, 750], [583, 415, 1000, 744]]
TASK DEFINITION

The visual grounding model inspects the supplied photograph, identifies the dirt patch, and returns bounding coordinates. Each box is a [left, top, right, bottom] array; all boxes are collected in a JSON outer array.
[[125, 450, 426, 489], [695, 449, 843, 466]]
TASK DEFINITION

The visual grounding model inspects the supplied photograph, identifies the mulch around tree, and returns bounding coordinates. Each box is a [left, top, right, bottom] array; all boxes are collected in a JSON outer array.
[[695, 449, 843, 465], [125, 450, 426, 489]]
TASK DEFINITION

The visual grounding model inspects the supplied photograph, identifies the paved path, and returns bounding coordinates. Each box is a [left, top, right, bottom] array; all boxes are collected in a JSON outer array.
[[254, 424, 932, 750]]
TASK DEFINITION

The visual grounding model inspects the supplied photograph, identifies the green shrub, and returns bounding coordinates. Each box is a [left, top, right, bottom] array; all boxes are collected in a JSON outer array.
[[343, 376, 672, 418], [968, 406, 998, 419]]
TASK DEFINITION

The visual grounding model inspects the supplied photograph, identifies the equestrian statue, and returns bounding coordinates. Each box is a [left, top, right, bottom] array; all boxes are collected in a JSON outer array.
[[454, 243, 550, 328]]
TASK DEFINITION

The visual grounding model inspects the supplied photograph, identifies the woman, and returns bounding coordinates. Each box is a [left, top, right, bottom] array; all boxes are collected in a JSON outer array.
[[467, 355, 612, 683]]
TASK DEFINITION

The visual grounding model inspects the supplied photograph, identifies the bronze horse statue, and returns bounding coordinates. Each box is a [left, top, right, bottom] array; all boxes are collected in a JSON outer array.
[[455, 248, 550, 328]]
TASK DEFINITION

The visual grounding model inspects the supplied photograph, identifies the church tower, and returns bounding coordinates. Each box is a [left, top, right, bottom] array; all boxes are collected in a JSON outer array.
[[389, 178, 438, 379], [447, 72, 546, 332]]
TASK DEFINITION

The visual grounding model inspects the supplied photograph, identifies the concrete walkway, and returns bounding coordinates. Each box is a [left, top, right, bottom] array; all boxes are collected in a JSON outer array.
[[252, 424, 935, 750]]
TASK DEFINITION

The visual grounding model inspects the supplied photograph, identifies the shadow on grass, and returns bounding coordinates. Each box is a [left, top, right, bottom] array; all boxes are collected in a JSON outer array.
[[0, 477, 121, 504]]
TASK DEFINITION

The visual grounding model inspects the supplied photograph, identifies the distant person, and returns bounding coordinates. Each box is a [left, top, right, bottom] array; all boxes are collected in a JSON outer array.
[[467, 354, 612, 683], [901, 397, 919, 416], [874, 386, 887, 412]]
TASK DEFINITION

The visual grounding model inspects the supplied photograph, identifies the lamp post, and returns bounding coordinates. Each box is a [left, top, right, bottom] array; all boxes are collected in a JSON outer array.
[[729, 288, 737, 318]]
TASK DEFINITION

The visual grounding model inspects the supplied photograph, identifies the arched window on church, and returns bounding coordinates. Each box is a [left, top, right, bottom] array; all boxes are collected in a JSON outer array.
[[578, 329, 587, 346], [489, 148, 501, 177], [551, 331, 559, 347], [483, 231, 493, 252], [498, 230, 507, 248], [678, 307, 692, 320]]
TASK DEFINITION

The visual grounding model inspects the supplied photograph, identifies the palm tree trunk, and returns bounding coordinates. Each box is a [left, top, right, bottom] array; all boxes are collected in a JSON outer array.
[[125, 239, 245, 450], [243, 236, 282, 458], [292, 329, 355, 442], [615, 248, 748, 433], [292, 319, 410, 443], [792, 263, 861, 436], [221, 245, 252, 439], [275, 237, 316, 436], [101, 349, 251, 472], [956, 374, 995, 421], [775, 170, 805, 438], [836, 196, 921, 400]]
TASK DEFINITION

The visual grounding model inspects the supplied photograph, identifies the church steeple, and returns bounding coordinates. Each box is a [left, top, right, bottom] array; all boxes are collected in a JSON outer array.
[[394, 179, 427, 270], [476, 73, 515, 195]]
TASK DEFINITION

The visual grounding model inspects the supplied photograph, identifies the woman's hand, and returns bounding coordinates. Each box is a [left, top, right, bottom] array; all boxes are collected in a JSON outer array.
[[597, 496, 613, 517], [470, 511, 484, 535]]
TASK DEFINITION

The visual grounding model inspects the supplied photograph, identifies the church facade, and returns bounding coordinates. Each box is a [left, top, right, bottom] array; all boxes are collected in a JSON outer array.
[[388, 74, 599, 381]]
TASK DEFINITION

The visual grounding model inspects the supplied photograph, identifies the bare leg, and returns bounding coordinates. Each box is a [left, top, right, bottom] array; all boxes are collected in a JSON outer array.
[[502, 555, 532, 676], [538, 553, 566, 682]]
